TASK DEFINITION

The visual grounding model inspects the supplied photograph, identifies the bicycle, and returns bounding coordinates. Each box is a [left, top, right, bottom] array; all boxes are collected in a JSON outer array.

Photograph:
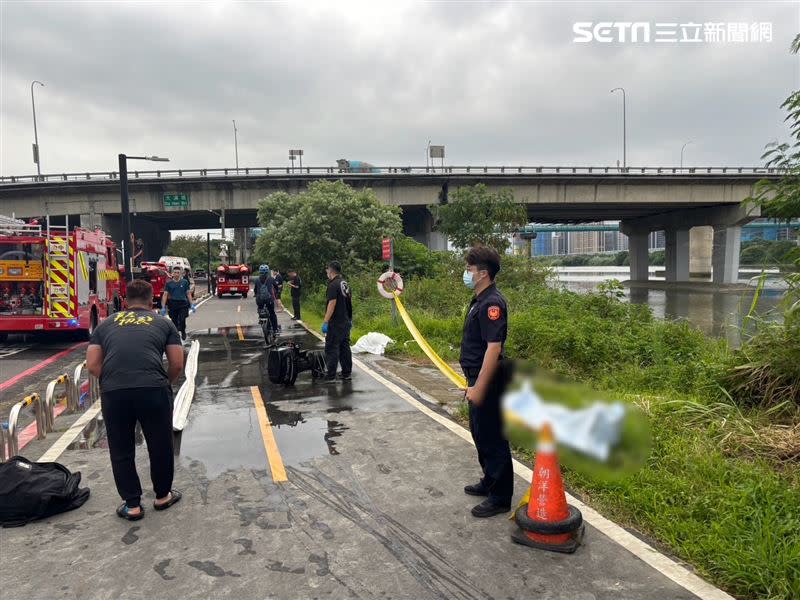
[[258, 304, 278, 346]]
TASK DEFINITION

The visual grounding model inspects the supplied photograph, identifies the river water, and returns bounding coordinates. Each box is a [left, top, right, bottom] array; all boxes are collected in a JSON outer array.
[[553, 267, 786, 347]]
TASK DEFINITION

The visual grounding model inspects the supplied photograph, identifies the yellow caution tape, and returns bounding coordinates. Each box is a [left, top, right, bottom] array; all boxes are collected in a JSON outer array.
[[392, 293, 467, 390]]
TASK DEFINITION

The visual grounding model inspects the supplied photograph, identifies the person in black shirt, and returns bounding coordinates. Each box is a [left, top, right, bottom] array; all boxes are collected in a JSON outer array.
[[459, 245, 513, 518], [321, 260, 353, 382], [254, 264, 279, 332], [272, 269, 285, 312], [87, 279, 184, 521], [286, 269, 302, 320]]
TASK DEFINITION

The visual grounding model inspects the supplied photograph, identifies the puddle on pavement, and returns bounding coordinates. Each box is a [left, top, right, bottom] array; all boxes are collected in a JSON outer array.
[[68, 323, 405, 477], [175, 397, 348, 478]]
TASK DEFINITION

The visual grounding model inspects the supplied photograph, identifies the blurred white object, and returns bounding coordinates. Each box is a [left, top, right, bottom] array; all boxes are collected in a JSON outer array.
[[351, 332, 394, 355], [503, 380, 626, 461]]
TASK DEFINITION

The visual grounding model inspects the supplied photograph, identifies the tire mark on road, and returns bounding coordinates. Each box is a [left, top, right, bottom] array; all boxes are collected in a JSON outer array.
[[288, 466, 496, 600]]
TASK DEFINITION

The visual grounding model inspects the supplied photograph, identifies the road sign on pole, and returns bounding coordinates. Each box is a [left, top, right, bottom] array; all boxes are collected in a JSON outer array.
[[382, 238, 392, 261]]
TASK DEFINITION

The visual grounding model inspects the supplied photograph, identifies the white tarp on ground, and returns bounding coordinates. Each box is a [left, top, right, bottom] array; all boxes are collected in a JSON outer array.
[[172, 340, 200, 431], [502, 380, 626, 461], [351, 332, 394, 355]]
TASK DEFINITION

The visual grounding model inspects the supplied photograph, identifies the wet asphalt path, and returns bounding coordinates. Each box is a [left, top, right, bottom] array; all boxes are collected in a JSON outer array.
[[0, 296, 705, 600]]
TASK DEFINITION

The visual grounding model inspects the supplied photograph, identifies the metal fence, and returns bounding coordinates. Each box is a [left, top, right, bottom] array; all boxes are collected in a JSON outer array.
[[2, 367, 100, 461], [0, 165, 784, 185]]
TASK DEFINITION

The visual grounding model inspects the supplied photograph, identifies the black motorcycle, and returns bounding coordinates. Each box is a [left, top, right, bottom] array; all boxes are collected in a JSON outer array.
[[267, 341, 327, 385]]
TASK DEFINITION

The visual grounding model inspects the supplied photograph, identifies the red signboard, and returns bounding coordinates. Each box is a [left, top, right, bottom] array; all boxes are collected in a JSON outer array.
[[382, 238, 392, 261]]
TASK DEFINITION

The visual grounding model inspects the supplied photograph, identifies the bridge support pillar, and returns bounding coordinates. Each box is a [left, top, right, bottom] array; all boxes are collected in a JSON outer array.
[[664, 228, 690, 282], [712, 225, 742, 284], [626, 229, 650, 282], [689, 226, 713, 278], [233, 228, 250, 263]]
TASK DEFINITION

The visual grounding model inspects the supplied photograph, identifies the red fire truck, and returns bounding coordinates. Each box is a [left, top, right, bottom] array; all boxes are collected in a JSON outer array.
[[0, 216, 124, 340], [215, 264, 250, 298], [134, 261, 170, 307]]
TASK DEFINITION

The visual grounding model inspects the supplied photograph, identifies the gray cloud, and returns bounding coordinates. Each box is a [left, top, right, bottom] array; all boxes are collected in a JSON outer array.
[[0, 0, 797, 177]]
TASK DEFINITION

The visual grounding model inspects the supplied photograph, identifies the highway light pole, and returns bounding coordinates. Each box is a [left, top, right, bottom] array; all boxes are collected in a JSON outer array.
[[233, 119, 239, 171], [680, 141, 693, 169], [31, 80, 44, 178], [119, 154, 169, 282], [611, 87, 626, 169]]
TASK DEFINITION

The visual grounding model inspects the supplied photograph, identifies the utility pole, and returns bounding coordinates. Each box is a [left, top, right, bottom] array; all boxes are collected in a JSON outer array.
[[118, 154, 169, 281]]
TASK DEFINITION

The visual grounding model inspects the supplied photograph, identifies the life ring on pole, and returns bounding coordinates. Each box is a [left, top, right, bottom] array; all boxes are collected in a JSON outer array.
[[377, 271, 404, 299]]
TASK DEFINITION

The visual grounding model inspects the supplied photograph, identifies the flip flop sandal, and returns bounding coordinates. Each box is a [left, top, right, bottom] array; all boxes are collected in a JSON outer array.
[[154, 489, 182, 511], [116, 503, 145, 521]]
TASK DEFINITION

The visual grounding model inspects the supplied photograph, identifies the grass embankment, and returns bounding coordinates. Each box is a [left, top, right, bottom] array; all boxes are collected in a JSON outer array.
[[298, 256, 799, 600]]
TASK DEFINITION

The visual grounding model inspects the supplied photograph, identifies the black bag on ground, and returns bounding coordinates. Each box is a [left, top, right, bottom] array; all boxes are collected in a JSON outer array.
[[0, 456, 90, 527]]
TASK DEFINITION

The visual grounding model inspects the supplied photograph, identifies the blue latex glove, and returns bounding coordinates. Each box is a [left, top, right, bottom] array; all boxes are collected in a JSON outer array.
[[191, 303, 197, 313], [321, 322, 329, 334], [160, 307, 167, 316]]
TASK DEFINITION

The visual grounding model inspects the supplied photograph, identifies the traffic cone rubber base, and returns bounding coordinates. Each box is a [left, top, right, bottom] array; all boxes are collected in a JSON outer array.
[[512, 502, 585, 554], [511, 522, 584, 554]]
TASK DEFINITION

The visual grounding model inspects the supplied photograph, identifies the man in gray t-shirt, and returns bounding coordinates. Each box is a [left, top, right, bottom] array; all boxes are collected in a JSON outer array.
[[87, 279, 184, 521]]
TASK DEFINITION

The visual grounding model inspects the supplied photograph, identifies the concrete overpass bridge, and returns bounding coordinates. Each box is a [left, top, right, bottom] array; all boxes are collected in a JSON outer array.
[[0, 165, 780, 284]]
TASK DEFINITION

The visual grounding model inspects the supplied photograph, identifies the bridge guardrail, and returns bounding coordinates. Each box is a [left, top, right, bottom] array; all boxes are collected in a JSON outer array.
[[0, 165, 785, 185]]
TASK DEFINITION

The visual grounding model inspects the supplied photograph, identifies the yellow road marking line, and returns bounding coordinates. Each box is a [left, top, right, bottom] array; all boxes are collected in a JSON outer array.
[[236, 324, 244, 340], [250, 386, 287, 482]]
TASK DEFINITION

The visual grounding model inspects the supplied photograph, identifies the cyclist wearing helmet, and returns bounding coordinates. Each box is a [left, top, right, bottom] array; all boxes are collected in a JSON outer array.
[[254, 264, 279, 333]]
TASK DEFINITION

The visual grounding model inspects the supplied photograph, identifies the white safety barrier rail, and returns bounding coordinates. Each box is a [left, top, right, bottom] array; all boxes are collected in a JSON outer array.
[[172, 340, 200, 431]]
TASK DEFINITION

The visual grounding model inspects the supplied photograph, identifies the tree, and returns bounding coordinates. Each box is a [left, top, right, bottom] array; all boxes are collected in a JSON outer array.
[[429, 184, 527, 252], [253, 180, 402, 281], [165, 235, 236, 271], [748, 33, 800, 220]]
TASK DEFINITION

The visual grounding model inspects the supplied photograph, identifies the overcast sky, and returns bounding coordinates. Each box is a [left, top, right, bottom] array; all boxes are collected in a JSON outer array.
[[1, 0, 798, 178]]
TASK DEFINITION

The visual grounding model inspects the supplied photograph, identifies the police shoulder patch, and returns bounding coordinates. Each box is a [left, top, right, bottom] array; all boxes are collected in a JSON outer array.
[[487, 305, 501, 321]]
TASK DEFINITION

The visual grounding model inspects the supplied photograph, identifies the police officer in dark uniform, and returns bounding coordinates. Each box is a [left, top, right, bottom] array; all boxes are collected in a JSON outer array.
[[459, 245, 513, 518], [321, 260, 353, 382]]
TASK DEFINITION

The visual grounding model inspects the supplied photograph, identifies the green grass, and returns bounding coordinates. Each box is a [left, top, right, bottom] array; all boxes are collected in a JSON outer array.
[[298, 262, 799, 600]]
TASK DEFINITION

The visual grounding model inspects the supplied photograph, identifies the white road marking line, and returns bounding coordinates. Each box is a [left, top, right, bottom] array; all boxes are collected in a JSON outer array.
[[37, 401, 102, 462], [303, 322, 733, 600], [0, 348, 28, 358], [195, 294, 214, 309]]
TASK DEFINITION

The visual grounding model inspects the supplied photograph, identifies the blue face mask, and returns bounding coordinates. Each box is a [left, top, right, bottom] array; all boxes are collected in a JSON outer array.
[[462, 270, 475, 289]]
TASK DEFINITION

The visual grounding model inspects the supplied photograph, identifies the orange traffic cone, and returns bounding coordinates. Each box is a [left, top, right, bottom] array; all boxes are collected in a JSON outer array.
[[511, 423, 584, 553]]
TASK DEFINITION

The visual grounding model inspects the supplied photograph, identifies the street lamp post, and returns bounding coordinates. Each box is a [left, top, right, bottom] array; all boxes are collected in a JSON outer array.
[[232, 120, 239, 171], [31, 81, 44, 178], [610, 87, 626, 169], [289, 149, 303, 173], [119, 154, 170, 282], [680, 141, 693, 169]]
